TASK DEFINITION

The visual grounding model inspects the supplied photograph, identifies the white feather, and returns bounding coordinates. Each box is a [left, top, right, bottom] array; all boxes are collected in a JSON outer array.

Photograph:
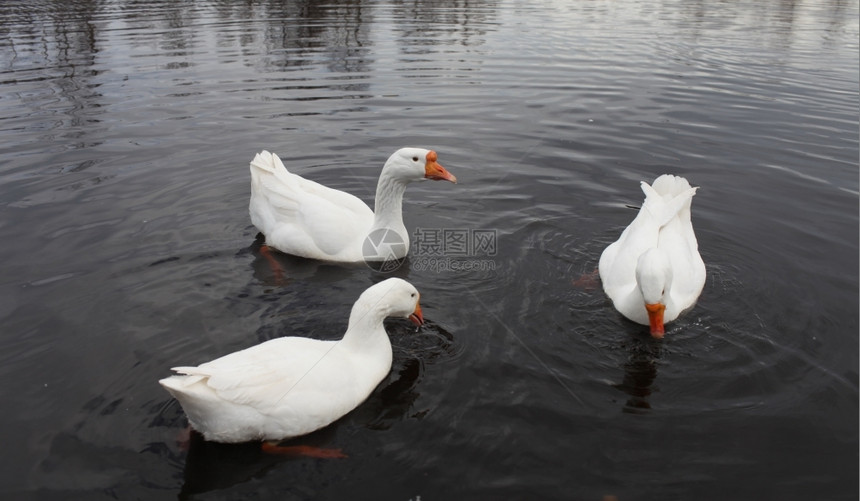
[[159, 278, 423, 443], [249, 148, 454, 262], [599, 174, 706, 329]]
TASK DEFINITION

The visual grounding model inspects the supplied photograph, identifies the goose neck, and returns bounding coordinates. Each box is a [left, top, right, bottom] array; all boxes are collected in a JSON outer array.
[[342, 298, 390, 350], [372, 173, 408, 230]]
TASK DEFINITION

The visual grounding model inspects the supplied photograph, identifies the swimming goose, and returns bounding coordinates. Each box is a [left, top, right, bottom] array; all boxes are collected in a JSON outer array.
[[249, 148, 456, 262], [159, 278, 425, 443], [598, 175, 705, 338]]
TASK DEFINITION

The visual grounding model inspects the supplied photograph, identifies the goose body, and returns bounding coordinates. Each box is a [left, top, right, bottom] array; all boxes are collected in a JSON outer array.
[[249, 148, 456, 262], [598, 174, 705, 338], [159, 278, 425, 443]]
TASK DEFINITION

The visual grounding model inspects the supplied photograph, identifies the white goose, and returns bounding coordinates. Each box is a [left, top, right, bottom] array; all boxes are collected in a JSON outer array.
[[598, 174, 705, 338], [249, 148, 457, 262], [159, 278, 425, 444]]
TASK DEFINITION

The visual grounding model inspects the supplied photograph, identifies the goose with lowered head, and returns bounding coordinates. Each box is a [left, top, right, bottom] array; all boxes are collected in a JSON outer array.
[[249, 148, 456, 262], [598, 174, 705, 338], [159, 278, 426, 448]]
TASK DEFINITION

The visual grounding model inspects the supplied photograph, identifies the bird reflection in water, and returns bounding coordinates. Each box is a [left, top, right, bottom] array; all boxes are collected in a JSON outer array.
[[357, 319, 456, 429], [245, 233, 415, 286], [177, 425, 339, 500], [176, 320, 455, 498], [613, 340, 662, 413], [176, 363, 416, 499]]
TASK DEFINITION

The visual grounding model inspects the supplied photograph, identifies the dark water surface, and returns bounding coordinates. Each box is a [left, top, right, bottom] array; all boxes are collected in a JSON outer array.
[[1, 0, 858, 499]]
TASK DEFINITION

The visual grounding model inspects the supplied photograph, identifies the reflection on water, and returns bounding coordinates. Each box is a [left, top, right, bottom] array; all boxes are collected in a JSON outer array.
[[178, 433, 286, 500], [171, 318, 455, 498], [614, 341, 662, 413], [0, 0, 857, 500]]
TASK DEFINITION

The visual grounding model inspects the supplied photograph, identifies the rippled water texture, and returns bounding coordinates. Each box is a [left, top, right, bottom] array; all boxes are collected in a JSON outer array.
[[1, 0, 858, 499]]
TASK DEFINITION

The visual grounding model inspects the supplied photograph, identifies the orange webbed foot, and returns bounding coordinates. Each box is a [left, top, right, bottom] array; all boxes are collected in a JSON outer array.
[[259, 244, 286, 285], [572, 267, 599, 290], [261, 442, 347, 459]]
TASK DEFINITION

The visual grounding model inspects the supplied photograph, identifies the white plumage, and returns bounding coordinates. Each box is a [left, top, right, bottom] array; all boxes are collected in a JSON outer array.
[[598, 174, 705, 338], [159, 278, 425, 443], [249, 148, 456, 262]]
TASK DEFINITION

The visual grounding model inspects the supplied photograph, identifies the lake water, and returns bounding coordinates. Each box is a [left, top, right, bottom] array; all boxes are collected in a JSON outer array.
[[1, 0, 858, 499]]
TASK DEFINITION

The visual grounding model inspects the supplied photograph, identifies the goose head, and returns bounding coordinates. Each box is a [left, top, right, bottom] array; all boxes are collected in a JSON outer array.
[[635, 248, 673, 339], [382, 148, 457, 184], [361, 278, 425, 327]]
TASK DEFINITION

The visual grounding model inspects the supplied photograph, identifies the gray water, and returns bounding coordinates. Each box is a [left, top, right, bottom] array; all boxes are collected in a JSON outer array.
[[1, 1, 858, 500]]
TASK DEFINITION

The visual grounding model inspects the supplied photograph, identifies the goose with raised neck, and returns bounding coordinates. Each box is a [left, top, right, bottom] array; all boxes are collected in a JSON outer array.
[[249, 147, 456, 262]]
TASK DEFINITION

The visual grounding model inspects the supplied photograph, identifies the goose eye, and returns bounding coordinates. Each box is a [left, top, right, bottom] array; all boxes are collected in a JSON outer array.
[[410, 293, 416, 298], [412, 156, 419, 162]]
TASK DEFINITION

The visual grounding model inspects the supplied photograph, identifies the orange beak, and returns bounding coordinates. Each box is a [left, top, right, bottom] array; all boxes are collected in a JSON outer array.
[[424, 150, 457, 183], [408, 301, 424, 326], [645, 303, 665, 339]]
